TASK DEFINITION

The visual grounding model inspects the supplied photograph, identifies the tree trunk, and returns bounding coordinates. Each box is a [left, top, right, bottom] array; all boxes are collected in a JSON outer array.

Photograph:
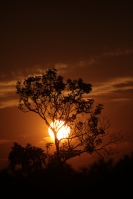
[[55, 137, 61, 164]]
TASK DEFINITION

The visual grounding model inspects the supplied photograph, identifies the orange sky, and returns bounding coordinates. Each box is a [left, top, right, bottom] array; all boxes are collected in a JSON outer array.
[[0, 1, 133, 170]]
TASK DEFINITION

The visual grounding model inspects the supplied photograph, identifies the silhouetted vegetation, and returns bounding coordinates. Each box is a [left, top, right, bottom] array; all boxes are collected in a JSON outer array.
[[0, 68, 125, 196], [1, 151, 133, 197], [16, 68, 122, 166], [8, 142, 47, 172]]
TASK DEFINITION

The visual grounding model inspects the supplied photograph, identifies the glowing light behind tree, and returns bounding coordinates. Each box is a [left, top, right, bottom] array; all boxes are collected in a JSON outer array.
[[48, 120, 70, 140]]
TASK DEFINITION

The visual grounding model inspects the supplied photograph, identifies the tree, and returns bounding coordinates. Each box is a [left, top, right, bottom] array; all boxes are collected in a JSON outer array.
[[16, 68, 122, 165], [8, 142, 47, 172]]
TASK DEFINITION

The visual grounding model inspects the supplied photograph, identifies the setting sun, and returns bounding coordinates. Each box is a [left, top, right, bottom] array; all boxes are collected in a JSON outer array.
[[48, 120, 70, 140]]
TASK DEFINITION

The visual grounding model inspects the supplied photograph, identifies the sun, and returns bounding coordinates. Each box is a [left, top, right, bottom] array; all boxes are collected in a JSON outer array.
[[48, 120, 70, 140]]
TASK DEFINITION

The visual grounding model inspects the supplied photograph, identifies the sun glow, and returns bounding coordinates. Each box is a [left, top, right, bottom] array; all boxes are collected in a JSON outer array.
[[48, 120, 70, 140]]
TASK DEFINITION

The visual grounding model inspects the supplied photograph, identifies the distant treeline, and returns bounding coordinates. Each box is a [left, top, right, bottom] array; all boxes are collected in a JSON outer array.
[[0, 152, 133, 197]]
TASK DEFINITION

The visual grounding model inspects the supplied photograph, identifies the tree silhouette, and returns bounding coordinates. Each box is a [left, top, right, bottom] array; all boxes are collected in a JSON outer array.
[[16, 68, 122, 165], [8, 142, 47, 172]]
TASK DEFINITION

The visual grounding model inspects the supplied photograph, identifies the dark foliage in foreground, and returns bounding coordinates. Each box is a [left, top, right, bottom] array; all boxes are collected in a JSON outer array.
[[1, 152, 133, 197]]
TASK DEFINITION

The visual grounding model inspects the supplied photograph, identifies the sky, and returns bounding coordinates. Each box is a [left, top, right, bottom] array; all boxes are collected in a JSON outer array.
[[0, 0, 133, 170]]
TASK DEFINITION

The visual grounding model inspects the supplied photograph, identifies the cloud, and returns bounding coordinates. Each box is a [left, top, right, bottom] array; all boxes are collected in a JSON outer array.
[[1, 75, 133, 108], [0, 100, 17, 109], [0, 139, 12, 144], [0, 55, 133, 109], [111, 98, 131, 102], [91, 77, 133, 96], [78, 48, 133, 69], [37, 137, 53, 145], [0, 47, 132, 84], [0, 65, 49, 82], [78, 58, 97, 67], [0, 81, 17, 108], [0, 67, 52, 108], [36, 137, 55, 152], [0, 81, 16, 96], [55, 63, 68, 74], [102, 49, 133, 57]]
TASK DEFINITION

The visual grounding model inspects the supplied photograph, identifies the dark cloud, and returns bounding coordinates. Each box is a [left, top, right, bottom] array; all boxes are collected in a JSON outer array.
[[113, 83, 132, 88]]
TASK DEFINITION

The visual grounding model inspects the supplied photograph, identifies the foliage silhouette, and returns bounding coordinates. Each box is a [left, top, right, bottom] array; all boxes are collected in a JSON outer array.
[[8, 142, 47, 172], [16, 68, 122, 165], [2, 151, 133, 197]]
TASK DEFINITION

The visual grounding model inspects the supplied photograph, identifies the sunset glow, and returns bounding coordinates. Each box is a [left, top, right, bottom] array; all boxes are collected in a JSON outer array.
[[0, 1, 133, 171], [48, 120, 70, 140]]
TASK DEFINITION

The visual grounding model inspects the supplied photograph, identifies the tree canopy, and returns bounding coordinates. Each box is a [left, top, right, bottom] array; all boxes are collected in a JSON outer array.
[[8, 142, 47, 172], [16, 68, 122, 165]]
